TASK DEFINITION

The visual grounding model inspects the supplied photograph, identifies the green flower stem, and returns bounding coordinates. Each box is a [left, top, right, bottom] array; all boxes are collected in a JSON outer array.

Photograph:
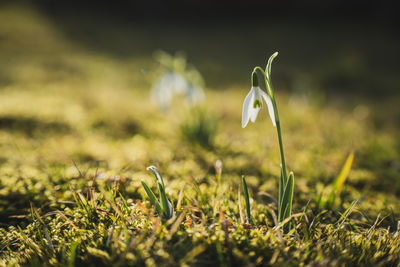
[[253, 66, 289, 222], [272, 102, 288, 183], [266, 79, 289, 223], [254, 66, 288, 182]]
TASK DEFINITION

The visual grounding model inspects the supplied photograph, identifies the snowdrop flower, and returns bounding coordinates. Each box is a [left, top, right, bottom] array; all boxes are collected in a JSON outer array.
[[242, 72, 276, 128], [185, 83, 205, 104], [240, 52, 294, 228], [184, 69, 205, 104], [151, 52, 206, 111], [151, 71, 188, 110]]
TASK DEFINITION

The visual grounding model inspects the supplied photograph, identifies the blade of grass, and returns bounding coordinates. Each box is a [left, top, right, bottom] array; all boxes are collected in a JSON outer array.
[[31, 204, 54, 252], [56, 211, 79, 230], [335, 152, 354, 199], [167, 212, 186, 240], [118, 192, 130, 214], [30, 203, 45, 248], [69, 241, 78, 267], [17, 225, 42, 257], [238, 187, 244, 225], [337, 200, 358, 230], [77, 193, 90, 215], [176, 188, 184, 212], [328, 152, 354, 206], [242, 176, 251, 224]]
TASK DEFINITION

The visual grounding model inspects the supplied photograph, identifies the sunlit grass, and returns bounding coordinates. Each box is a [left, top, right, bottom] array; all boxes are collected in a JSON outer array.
[[0, 3, 400, 266]]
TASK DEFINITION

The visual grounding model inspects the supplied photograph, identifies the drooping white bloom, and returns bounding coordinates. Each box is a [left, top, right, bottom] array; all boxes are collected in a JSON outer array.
[[151, 70, 205, 111], [241, 86, 276, 128], [185, 83, 205, 104], [183, 68, 205, 105], [151, 71, 188, 111]]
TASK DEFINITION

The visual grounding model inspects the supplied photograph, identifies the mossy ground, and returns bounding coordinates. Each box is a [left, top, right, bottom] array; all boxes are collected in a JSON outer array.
[[1, 3, 400, 266]]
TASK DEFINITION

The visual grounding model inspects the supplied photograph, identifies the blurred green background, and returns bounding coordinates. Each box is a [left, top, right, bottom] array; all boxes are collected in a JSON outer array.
[[1, 1, 399, 132], [0, 0, 399, 224], [1, 0, 399, 95]]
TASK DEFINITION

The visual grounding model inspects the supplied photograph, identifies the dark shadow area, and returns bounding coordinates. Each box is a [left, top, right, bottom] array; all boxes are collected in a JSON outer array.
[[1, 0, 399, 97], [0, 116, 71, 137], [91, 118, 141, 139]]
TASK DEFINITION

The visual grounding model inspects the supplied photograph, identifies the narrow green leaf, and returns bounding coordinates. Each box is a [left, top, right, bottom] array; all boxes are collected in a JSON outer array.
[[167, 198, 173, 218], [147, 165, 165, 187], [278, 166, 285, 222], [158, 182, 172, 219], [242, 176, 251, 224], [69, 241, 78, 267], [141, 181, 162, 214], [119, 192, 130, 213], [281, 171, 294, 222]]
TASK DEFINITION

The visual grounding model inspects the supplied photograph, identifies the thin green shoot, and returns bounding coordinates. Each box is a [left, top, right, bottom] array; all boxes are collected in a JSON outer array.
[[241, 176, 251, 224], [327, 152, 354, 207], [141, 166, 174, 220]]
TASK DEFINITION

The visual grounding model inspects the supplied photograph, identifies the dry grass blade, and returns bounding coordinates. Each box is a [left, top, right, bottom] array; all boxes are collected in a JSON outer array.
[[167, 212, 186, 239], [176, 188, 185, 212], [179, 244, 206, 266], [30, 203, 45, 225], [275, 213, 304, 230], [56, 210, 79, 229]]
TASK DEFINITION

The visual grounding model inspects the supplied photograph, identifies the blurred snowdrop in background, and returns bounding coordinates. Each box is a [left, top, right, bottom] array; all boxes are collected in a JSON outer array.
[[151, 51, 205, 111], [151, 70, 187, 111]]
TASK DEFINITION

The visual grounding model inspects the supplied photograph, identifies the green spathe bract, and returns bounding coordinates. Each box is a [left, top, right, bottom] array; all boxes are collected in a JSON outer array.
[[142, 166, 174, 219], [242, 52, 294, 230]]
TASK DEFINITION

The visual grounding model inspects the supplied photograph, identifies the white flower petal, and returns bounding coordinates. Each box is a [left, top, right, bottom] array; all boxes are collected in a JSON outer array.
[[151, 73, 175, 110], [171, 73, 187, 93], [260, 90, 276, 126], [249, 106, 261, 122], [249, 87, 264, 123], [241, 88, 255, 128], [185, 84, 205, 104]]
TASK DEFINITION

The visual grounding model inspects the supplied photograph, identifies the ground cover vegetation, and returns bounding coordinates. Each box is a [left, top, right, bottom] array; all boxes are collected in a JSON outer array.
[[1, 3, 400, 266]]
